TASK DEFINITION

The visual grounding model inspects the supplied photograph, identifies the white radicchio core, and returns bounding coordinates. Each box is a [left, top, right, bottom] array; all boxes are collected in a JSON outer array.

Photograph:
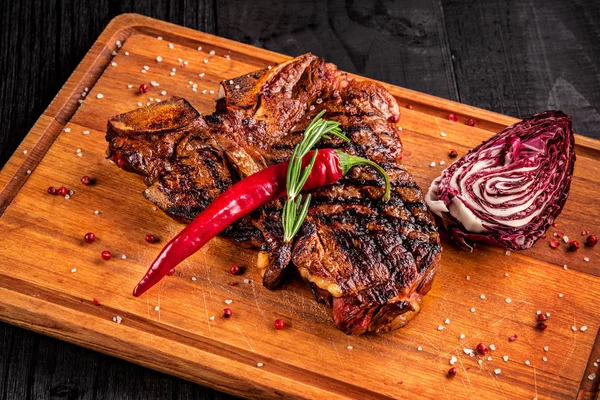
[[425, 111, 575, 251]]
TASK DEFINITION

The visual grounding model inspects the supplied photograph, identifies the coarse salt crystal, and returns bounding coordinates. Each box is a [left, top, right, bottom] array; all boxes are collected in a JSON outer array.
[[505, 250, 511, 256], [544, 346, 549, 351], [542, 357, 547, 362], [494, 368, 501, 375], [111, 50, 117, 56], [209, 50, 215, 55], [580, 326, 588, 332], [191, 277, 197, 281], [417, 346, 422, 351], [204, 59, 209, 64], [466, 276, 470, 280], [504, 273, 509, 277], [197, 46, 202, 51], [536, 310, 541, 315], [257, 363, 264, 367], [480, 294, 486, 300], [96, 93, 104, 99], [572, 326, 577, 331], [563, 236, 569, 243], [590, 373, 597, 380], [563, 264, 568, 270], [82, 130, 89, 135], [77, 153, 82, 157], [503, 356, 509, 362], [525, 360, 530, 365], [143, 66, 150, 70], [65, 127, 71, 132], [141, 69, 147, 73], [505, 298, 512, 304], [459, 333, 465, 339], [584, 257, 590, 262], [137, 102, 143, 107], [127, 84, 133, 89], [168, 43, 174, 49], [64, 194, 71, 199], [26, 170, 31, 174], [156, 56, 163, 62], [125, 51, 129, 56], [445, 318, 450, 324], [347, 345, 353, 350], [170, 72, 175, 76], [489, 344, 496, 351], [178, 58, 183, 63], [111, 61, 117, 67], [464, 348, 474, 356], [439, 160, 445, 165], [440, 132, 447, 137], [76, 148, 81, 153], [116, 40, 121, 47], [113, 316, 122, 324], [94, 210, 100, 214], [437, 325, 444, 331], [559, 293, 564, 298], [224, 299, 233, 305], [470, 308, 476, 313], [121, 254, 126, 260], [487, 356, 493, 361], [209, 90, 214, 94], [157, 36, 163, 40], [235, 84, 240, 89], [449, 356, 457, 365], [268, 65, 272, 69], [430, 162, 436, 167], [23, 150, 28, 154], [209, 315, 215, 320], [71, 268, 77, 273], [154, 306, 160, 311], [477, 360, 483, 365], [161, 90, 167, 96]]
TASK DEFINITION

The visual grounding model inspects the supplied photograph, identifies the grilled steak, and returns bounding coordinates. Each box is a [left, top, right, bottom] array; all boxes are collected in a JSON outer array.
[[106, 98, 263, 246], [106, 53, 441, 334]]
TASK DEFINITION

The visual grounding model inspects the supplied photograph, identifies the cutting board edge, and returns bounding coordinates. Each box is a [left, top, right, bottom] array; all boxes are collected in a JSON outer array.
[[0, 13, 598, 399]]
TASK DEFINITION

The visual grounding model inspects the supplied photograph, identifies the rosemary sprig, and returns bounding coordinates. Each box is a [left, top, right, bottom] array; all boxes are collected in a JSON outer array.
[[282, 110, 349, 242]]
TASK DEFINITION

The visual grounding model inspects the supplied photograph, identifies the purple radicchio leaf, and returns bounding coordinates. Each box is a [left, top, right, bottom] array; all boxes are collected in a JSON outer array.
[[425, 110, 576, 251]]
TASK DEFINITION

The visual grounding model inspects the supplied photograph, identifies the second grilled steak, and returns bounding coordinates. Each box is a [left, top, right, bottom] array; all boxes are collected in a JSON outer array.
[[106, 53, 441, 334]]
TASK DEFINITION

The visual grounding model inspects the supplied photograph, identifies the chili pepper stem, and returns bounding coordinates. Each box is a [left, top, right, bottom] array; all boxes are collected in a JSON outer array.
[[336, 150, 391, 201]]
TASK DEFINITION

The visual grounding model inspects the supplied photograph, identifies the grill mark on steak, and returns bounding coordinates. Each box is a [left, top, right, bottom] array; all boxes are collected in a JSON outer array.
[[106, 53, 441, 334]]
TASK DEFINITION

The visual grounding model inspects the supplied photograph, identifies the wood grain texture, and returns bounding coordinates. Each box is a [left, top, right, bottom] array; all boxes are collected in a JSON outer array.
[[0, 14, 599, 399], [442, 0, 600, 140]]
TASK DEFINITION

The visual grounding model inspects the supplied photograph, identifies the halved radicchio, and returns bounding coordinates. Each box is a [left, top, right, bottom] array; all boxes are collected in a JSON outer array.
[[425, 111, 575, 251]]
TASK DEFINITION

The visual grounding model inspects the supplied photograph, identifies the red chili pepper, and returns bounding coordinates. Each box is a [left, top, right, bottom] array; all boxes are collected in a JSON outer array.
[[132, 149, 390, 296]]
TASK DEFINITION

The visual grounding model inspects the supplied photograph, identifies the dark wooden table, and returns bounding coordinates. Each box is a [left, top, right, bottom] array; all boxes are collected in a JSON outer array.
[[1, 1, 599, 398]]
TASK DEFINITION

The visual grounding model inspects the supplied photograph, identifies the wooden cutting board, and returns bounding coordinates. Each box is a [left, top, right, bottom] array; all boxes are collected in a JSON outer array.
[[1, 14, 599, 400]]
